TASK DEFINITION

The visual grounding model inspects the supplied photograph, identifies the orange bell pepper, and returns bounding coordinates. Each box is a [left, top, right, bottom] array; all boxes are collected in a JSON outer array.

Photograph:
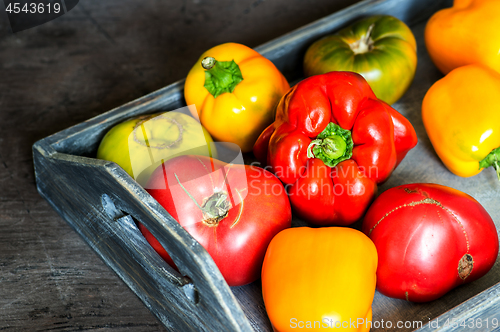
[[261, 227, 377, 332], [184, 43, 290, 153], [425, 0, 500, 75], [422, 64, 500, 179]]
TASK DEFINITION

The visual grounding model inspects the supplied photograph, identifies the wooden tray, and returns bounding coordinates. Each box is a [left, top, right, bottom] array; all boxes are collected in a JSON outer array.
[[33, 0, 500, 331]]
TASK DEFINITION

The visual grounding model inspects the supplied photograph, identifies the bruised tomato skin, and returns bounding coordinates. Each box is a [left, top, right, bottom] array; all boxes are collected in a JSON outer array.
[[362, 183, 498, 302], [139, 155, 292, 287]]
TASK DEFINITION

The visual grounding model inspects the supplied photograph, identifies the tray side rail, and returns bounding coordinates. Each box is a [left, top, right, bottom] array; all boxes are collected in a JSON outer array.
[[416, 286, 500, 331]]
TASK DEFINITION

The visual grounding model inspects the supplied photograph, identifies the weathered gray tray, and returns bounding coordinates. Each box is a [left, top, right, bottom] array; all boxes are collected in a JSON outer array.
[[33, 0, 500, 331]]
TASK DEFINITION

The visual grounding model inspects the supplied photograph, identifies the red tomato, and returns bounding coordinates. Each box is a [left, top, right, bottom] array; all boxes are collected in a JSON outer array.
[[362, 183, 498, 302], [139, 155, 292, 286]]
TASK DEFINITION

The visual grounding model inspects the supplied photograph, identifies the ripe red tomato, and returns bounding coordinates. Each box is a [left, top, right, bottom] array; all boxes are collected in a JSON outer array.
[[139, 155, 292, 286], [362, 183, 498, 302]]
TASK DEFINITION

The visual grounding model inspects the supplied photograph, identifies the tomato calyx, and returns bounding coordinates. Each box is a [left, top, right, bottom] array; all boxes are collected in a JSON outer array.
[[307, 122, 353, 167], [132, 114, 184, 149], [479, 146, 500, 181], [349, 23, 375, 54], [202, 56, 244, 98], [200, 191, 231, 226], [174, 173, 231, 226]]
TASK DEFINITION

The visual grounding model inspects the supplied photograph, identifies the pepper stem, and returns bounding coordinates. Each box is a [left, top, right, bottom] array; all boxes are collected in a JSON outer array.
[[202, 56, 243, 98], [479, 147, 500, 181], [495, 161, 500, 181], [201, 57, 216, 70], [307, 122, 353, 167]]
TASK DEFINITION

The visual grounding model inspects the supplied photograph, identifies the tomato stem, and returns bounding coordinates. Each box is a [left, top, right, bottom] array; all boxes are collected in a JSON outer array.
[[132, 115, 184, 149], [201, 191, 231, 226], [202, 56, 243, 98], [174, 172, 231, 226], [349, 23, 375, 54]]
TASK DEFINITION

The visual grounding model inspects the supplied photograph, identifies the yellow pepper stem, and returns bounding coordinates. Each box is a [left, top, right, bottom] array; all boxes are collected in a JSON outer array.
[[479, 147, 500, 181], [201, 56, 243, 98]]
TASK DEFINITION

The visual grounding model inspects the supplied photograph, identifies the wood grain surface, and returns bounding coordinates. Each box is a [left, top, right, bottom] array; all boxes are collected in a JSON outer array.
[[0, 1, 361, 331]]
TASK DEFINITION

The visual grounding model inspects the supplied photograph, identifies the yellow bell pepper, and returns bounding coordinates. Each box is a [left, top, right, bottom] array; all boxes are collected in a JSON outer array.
[[425, 0, 500, 75], [422, 64, 500, 179], [184, 43, 290, 153], [261, 227, 377, 332]]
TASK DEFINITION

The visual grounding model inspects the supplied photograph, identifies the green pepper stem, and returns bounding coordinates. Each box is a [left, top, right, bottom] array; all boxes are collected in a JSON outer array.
[[202, 56, 243, 98], [479, 147, 500, 181], [495, 161, 500, 181], [307, 123, 353, 167], [201, 57, 216, 70]]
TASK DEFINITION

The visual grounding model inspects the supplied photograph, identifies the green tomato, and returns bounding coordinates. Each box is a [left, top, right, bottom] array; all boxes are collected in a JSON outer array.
[[97, 111, 217, 186], [304, 15, 417, 105]]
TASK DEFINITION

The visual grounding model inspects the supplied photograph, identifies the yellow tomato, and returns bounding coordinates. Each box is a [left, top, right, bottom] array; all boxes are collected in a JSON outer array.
[[261, 227, 377, 332], [422, 64, 500, 178], [425, 0, 500, 75], [184, 43, 290, 153], [97, 111, 216, 186]]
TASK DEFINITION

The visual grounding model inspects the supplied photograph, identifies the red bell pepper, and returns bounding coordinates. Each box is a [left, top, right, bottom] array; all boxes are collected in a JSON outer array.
[[254, 71, 417, 226]]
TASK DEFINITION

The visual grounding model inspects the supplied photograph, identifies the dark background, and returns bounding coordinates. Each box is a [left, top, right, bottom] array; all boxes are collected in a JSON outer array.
[[0, 0, 360, 330]]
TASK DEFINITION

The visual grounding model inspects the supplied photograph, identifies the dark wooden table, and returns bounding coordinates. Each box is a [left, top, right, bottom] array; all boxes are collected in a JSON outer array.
[[0, 1, 360, 330]]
